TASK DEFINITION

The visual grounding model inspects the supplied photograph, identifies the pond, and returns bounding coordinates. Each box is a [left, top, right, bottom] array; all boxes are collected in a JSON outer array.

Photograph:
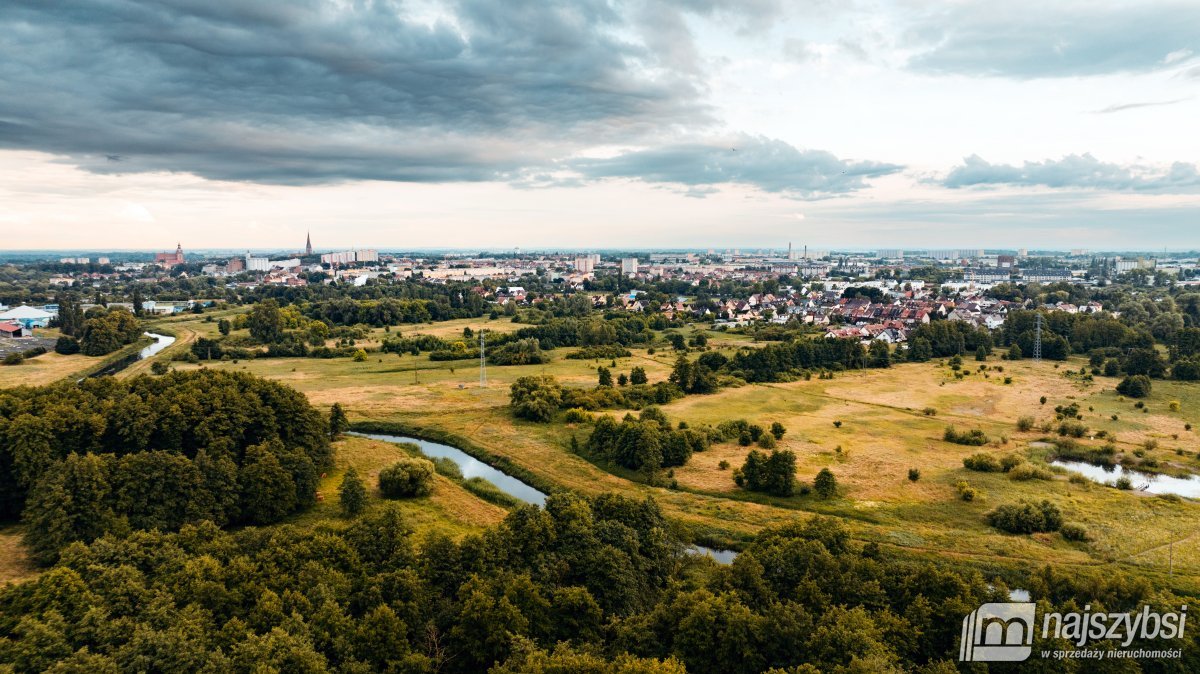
[[350, 432, 548, 506], [1051, 460, 1200, 498]]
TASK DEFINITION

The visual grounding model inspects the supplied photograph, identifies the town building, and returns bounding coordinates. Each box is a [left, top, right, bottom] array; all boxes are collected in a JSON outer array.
[[155, 243, 186, 267]]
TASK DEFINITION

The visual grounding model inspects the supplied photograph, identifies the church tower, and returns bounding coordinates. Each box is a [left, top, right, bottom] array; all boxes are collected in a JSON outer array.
[[305, 231, 313, 256]]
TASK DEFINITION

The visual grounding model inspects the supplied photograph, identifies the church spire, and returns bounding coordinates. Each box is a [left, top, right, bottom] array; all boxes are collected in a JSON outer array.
[[305, 231, 313, 256]]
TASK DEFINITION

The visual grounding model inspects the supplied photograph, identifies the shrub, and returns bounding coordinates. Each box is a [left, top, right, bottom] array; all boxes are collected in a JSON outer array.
[[1057, 421, 1088, 438], [1116, 375, 1152, 398], [352, 349, 368, 362], [757, 433, 777, 449], [378, 458, 435, 498], [563, 408, 593, 424], [1060, 523, 1089, 542], [986, 500, 1063, 534], [1169, 400, 1181, 412], [833, 420, 842, 428], [963, 453, 1002, 472], [999, 455, 1023, 472], [944, 426, 989, 446], [2, 353, 23, 366], [150, 361, 170, 375], [922, 407, 937, 416], [1007, 463, 1053, 481], [718, 460, 730, 470], [1114, 475, 1133, 490], [907, 468, 920, 482], [956, 481, 977, 501], [1016, 416, 1035, 432]]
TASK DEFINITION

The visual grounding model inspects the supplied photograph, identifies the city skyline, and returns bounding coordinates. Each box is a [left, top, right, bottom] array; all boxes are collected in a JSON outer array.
[[2, 1, 1199, 248]]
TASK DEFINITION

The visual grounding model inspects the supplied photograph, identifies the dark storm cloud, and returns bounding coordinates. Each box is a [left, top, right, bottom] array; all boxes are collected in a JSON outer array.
[[906, 2, 1200, 78], [569, 135, 903, 197], [943, 154, 1200, 192], [0, 0, 712, 184]]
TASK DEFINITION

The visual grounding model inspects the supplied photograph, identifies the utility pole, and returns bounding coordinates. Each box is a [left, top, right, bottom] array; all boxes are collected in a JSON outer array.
[[1033, 313, 1043, 362], [479, 329, 487, 388]]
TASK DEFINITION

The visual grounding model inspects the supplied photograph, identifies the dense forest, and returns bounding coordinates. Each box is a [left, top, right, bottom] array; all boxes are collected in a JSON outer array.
[[0, 371, 331, 564], [1, 494, 1195, 673]]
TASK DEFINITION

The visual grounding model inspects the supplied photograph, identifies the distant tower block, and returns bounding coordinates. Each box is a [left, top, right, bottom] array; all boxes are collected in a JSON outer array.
[[305, 231, 313, 256]]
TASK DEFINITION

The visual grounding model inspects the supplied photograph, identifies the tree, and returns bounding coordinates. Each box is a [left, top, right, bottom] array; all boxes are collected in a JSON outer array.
[[247, 299, 285, 344], [339, 467, 368, 517], [238, 445, 298, 524], [22, 453, 116, 565], [329, 403, 350, 438], [54, 336, 80, 355], [510, 376, 563, 422], [814, 468, 838, 499], [1116, 374, 1152, 398], [770, 422, 786, 440], [630, 366, 648, 385], [379, 458, 435, 498], [597, 366, 613, 387], [218, 318, 232, 336], [867, 340, 891, 368], [131, 285, 144, 316], [617, 373, 628, 386]]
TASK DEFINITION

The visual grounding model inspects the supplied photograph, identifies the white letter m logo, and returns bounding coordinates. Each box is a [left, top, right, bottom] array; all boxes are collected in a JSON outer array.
[[960, 602, 1035, 662]]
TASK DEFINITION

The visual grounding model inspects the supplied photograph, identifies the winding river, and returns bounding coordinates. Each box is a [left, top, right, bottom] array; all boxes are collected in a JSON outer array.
[[87, 332, 177, 378], [352, 431, 741, 562]]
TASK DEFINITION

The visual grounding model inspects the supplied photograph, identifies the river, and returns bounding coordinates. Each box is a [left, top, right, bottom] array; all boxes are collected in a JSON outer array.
[[87, 332, 177, 378], [351, 431, 742, 562]]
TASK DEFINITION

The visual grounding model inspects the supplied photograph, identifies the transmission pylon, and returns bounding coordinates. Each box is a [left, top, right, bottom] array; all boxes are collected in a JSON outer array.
[[479, 330, 487, 388], [1033, 313, 1043, 362]]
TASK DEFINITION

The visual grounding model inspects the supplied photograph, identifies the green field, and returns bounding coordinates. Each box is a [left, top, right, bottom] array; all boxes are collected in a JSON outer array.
[[149, 325, 1200, 593]]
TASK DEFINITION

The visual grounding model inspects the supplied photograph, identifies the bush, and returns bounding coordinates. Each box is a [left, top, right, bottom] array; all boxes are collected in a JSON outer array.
[[986, 500, 1063, 534], [2, 353, 23, 366], [944, 426, 989, 446], [999, 455, 1023, 472], [956, 481, 977, 501], [1007, 463, 1053, 481], [1057, 421, 1089, 438], [378, 458, 435, 498], [907, 468, 920, 482], [150, 361, 170, 375], [430, 457, 463, 480], [1016, 416, 1035, 432], [1060, 523, 1089, 541], [757, 433, 777, 449], [962, 453, 1002, 472], [1116, 375, 1152, 398], [922, 407, 937, 416], [1114, 475, 1133, 490], [563, 408, 593, 424]]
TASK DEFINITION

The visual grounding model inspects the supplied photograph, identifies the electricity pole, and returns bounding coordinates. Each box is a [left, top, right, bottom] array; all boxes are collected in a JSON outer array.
[[479, 329, 487, 388]]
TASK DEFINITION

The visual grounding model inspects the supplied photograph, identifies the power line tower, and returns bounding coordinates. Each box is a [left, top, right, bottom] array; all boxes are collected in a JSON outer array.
[[1033, 313, 1043, 362], [479, 330, 487, 388]]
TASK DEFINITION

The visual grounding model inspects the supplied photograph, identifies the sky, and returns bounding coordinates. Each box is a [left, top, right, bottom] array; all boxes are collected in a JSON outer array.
[[1, 0, 1198, 251]]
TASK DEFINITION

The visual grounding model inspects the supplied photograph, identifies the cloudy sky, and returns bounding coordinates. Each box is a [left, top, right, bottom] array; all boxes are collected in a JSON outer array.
[[1, 0, 1198, 250]]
